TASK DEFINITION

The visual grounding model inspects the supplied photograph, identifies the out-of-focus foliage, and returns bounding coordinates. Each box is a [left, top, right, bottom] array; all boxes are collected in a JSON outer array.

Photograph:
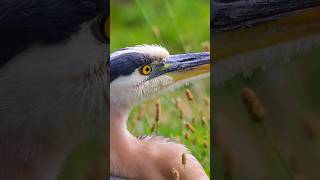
[[213, 45, 320, 180], [111, 0, 210, 53], [111, 0, 211, 175]]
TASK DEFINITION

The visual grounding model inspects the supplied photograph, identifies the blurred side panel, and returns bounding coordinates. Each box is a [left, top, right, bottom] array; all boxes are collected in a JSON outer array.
[[0, 0, 110, 180], [212, 0, 320, 179]]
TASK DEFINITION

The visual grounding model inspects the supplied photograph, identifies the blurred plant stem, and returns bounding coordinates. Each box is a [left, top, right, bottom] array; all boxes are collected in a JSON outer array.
[[257, 122, 295, 180], [134, 0, 164, 45], [163, 0, 187, 52], [242, 87, 294, 179]]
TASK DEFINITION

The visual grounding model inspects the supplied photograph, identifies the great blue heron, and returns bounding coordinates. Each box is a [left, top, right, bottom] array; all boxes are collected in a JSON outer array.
[[0, 1, 108, 180], [110, 45, 210, 180]]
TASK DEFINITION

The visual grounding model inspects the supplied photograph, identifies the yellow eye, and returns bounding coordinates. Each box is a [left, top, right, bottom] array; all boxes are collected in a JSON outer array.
[[140, 65, 152, 75], [91, 15, 109, 43]]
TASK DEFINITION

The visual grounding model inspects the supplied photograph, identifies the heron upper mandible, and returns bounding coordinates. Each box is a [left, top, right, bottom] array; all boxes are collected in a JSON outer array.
[[110, 45, 210, 180]]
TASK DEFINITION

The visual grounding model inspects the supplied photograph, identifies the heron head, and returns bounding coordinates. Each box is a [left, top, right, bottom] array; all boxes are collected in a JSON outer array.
[[110, 45, 210, 108]]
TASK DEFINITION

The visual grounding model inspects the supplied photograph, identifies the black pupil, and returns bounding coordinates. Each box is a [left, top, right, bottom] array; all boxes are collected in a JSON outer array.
[[145, 67, 150, 72]]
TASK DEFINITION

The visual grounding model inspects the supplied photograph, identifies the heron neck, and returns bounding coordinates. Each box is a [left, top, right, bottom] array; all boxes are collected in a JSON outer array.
[[110, 103, 135, 149], [110, 103, 139, 177], [110, 104, 134, 139], [110, 103, 208, 179]]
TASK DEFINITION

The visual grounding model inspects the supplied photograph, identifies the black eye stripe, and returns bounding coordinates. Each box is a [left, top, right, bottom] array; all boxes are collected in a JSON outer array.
[[110, 52, 150, 82]]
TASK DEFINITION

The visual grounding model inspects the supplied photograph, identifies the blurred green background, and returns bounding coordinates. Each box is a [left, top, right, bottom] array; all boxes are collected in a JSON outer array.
[[111, 0, 211, 176], [111, 0, 210, 53], [213, 38, 320, 179]]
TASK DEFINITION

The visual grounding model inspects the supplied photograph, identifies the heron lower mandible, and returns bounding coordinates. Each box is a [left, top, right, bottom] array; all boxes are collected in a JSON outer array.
[[110, 45, 210, 180]]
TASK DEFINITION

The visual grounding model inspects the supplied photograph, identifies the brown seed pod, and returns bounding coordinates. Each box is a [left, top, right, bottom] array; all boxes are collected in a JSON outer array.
[[155, 99, 160, 122], [241, 87, 265, 122], [186, 123, 195, 133], [170, 168, 180, 180], [181, 153, 187, 168], [185, 89, 194, 101]]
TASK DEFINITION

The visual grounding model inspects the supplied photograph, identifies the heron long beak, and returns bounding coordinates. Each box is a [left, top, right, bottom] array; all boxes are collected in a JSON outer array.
[[212, 5, 320, 87], [161, 52, 210, 82], [213, 5, 320, 60]]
